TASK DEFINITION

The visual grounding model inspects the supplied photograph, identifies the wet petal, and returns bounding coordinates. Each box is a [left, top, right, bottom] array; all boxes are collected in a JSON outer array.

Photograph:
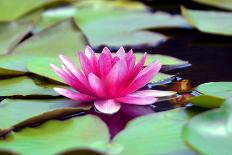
[[116, 95, 157, 105], [88, 73, 106, 98], [94, 99, 121, 114], [54, 88, 95, 101], [131, 90, 176, 97]]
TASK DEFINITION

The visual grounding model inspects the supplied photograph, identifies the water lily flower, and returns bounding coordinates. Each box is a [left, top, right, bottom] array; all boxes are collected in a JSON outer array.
[[51, 46, 175, 114]]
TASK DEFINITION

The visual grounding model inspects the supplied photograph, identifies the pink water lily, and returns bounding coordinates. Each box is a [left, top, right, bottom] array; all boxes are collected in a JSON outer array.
[[51, 46, 175, 114]]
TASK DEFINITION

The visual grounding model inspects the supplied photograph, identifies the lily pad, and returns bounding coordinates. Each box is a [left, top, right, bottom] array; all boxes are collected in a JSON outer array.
[[0, 22, 32, 55], [151, 73, 174, 83], [192, 0, 232, 11], [136, 53, 190, 70], [0, 0, 72, 21], [181, 6, 232, 36], [0, 99, 92, 136], [183, 98, 232, 155], [0, 115, 109, 155], [0, 76, 65, 97], [0, 19, 87, 75], [188, 95, 224, 108], [13, 19, 87, 57], [112, 109, 194, 155], [197, 82, 232, 99], [189, 82, 232, 108]]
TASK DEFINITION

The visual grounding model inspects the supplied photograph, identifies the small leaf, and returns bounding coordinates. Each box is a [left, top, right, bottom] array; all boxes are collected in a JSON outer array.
[[181, 6, 232, 36], [150, 73, 174, 83], [183, 98, 232, 155], [189, 95, 224, 108], [0, 99, 92, 136], [0, 115, 109, 155], [0, 76, 65, 97]]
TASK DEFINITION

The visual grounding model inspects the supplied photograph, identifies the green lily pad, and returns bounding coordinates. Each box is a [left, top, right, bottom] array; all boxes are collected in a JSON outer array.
[[0, 0, 72, 21], [0, 22, 32, 55], [0, 19, 87, 75], [0, 76, 65, 97], [192, 0, 232, 11], [112, 109, 194, 155], [151, 73, 174, 83], [181, 6, 232, 36], [74, 8, 189, 47], [0, 99, 92, 136], [13, 19, 87, 57], [189, 82, 232, 108], [0, 55, 33, 75], [197, 82, 232, 99], [189, 95, 224, 108], [0, 115, 109, 155], [183, 98, 232, 155], [136, 53, 190, 70]]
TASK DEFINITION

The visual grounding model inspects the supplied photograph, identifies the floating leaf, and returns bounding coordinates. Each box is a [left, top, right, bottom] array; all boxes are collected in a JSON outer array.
[[0, 76, 65, 97], [189, 95, 224, 108], [197, 82, 232, 99], [192, 0, 232, 11], [189, 82, 232, 108], [181, 6, 232, 36], [136, 53, 190, 70], [0, 22, 32, 55], [0, 99, 92, 136], [74, 9, 189, 47], [0, 0, 72, 21], [112, 109, 194, 155], [13, 19, 87, 57], [0, 55, 33, 75], [0, 115, 109, 155], [183, 98, 232, 155], [0, 19, 87, 75], [151, 73, 174, 83]]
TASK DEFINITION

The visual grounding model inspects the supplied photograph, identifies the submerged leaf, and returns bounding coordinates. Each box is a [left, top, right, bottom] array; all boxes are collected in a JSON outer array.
[[0, 99, 92, 136], [0, 22, 32, 55], [181, 6, 232, 36], [183, 98, 232, 155], [0, 76, 65, 97], [112, 109, 195, 155], [0, 115, 109, 155]]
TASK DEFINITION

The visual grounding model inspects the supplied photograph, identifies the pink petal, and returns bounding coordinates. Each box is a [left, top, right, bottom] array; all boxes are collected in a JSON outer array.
[[102, 47, 112, 58], [105, 60, 127, 97], [115, 47, 126, 59], [94, 99, 121, 114], [59, 55, 88, 84], [78, 51, 92, 76], [98, 53, 112, 78], [121, 61, 161, 95], [116, 95, 158, 105], [130, 90, 176, 97], [50, 64, 92, 95], [85, 46, 95, 59], [88, 73, 106, 98], [54, 88, 95, 101], [125, 50, 136, 72], [127, 52, 147, 82]]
